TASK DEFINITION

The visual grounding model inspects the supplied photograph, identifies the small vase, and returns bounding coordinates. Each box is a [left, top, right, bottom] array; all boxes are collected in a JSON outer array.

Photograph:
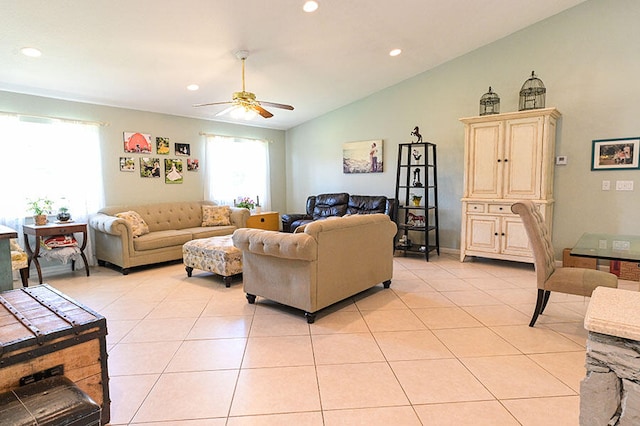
[[412, 197, 422, 206], [34, 214, 48, 226]]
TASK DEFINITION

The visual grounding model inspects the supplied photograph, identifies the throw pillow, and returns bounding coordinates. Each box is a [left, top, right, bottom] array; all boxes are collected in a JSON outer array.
[[115, 210, 150, 238], [41, 235, 78, 250], [202, 205, 231, 226]]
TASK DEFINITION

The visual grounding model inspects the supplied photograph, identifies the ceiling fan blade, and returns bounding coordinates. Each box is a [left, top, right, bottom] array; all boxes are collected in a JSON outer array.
[[253, 105, 273, 118], [258, 100, 294, 110], [215, 105, 236, 117], [192, 101, 233, 107]]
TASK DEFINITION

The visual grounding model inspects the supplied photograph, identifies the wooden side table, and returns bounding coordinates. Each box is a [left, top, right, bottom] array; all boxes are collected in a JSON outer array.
[[22, 222, 90, 284], [246, 211, 280, 231]]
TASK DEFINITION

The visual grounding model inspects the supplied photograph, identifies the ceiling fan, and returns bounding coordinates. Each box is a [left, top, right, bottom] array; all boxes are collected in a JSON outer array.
[[193, 50, 294, 119]]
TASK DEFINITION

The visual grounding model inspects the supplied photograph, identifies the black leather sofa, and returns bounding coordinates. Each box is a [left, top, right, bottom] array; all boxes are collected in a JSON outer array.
[[281, 193, 396, 233]]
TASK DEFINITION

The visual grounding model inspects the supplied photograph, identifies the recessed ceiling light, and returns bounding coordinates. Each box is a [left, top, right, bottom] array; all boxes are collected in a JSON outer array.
[[303, 1, 318, 13], [21, 47, 42, 58], [186, 84, 199, 91], [389, 48, 402, 57]]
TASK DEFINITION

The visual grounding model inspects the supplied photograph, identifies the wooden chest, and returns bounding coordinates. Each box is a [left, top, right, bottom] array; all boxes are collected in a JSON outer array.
[[0, 284, 110, 424]]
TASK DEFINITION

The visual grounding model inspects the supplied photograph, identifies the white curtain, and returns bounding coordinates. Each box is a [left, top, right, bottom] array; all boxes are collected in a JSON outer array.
[[0, 114, 104, 265], [204, 135, 271, 210]]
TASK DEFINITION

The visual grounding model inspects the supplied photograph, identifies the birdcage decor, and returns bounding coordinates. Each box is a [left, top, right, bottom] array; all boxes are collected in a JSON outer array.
[[479, 86, 500, 116], [519, 71, 546, 111]]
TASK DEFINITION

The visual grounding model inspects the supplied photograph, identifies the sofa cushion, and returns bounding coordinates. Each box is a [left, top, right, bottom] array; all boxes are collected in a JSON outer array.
[[133, 230, 192, 251], [312, 193, 349, 220], [115, 211, 150, 237], [347, 195, 388, 215], [188, 225, 238, 239], [202, 205, 231, 226]]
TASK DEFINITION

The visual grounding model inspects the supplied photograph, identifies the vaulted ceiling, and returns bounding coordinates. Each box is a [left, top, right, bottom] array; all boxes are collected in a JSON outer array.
[[1, 0, 585, 130]]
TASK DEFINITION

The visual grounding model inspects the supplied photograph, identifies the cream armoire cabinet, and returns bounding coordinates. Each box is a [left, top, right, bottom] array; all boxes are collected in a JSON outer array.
[[460, 107, 561, 263]]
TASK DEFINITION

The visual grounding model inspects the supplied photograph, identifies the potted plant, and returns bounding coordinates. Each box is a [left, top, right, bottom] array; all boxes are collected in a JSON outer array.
[[57, 206, 71, 222], [27, 197, 53, 225], [236, 196, 255, 210]]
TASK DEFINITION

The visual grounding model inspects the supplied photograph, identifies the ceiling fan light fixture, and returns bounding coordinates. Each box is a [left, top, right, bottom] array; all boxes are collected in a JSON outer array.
[[230, 105, 257, 120]]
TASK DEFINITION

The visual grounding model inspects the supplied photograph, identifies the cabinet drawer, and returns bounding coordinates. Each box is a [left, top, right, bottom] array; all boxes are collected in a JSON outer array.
[[467, 203, 485, 213], [487, 204, 511, 214]]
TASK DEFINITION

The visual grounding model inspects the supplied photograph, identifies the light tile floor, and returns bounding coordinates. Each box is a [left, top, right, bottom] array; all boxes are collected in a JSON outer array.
[[38, 254, 639, 425]]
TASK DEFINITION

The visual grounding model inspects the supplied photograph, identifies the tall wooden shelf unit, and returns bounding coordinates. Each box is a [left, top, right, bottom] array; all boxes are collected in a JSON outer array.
[[459, 107, 561, 263], [394, 142, 440, 261]]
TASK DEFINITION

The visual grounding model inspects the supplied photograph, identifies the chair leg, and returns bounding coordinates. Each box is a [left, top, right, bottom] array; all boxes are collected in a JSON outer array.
[[529, 289, 546, 327], [540, 290, 551, 314], [19, 267, 29, 287]]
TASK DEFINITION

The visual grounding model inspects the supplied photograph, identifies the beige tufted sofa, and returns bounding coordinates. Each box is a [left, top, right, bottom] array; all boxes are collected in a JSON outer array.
[[90, 201, 249, 274], [232, 213, 397, 323]]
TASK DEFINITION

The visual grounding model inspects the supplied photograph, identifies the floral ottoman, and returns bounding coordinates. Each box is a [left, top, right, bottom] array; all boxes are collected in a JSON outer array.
[[182, 236, 242, 287]]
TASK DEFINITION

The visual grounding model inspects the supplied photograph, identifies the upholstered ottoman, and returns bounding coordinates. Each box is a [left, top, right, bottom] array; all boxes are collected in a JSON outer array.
[[182, 236, 242, 287]]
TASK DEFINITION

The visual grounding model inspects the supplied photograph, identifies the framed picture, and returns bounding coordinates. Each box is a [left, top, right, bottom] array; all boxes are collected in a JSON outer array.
[[592, 137, 640, 170], [119, 157, 135, 172], [140, 157, 161, 178], [187, 158, 199, 171], [156, 137, 170, 155], [175, 143, 190, 156], [165, 158, 183, 183], [124, 132, 152, 153], [343, 139, 383, 173]]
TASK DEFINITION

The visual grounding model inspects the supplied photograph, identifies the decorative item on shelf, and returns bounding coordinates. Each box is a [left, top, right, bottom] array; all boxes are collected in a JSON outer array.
[[236, 196, 255, 210], [479, 86, 500, 116], [410, 126, 423, 143], [410, 193, 422, 206], [398, 234, 411, 248], [27, 197, 53, 226], [412, 168, 422, 187], [519, 71, 546, 111], [412, 149, 422, 162], [406, 212, 425, 227]]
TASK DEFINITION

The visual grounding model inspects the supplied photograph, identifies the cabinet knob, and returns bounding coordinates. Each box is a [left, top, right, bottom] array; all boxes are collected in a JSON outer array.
[[502, 233, 505, 236], [494, 232, 498, 236], [504, 158, 508, 162], [497, 159, 501, 163], [498, 207, 503, 210]]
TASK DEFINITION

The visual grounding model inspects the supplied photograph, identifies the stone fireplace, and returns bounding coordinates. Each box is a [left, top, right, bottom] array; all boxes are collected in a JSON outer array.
[[581, 287, 640, 426]]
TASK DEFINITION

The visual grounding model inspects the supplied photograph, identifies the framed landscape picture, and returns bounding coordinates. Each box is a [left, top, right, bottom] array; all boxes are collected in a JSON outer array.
[[343, 139, 383, 173], [592, 137, 640, 170]]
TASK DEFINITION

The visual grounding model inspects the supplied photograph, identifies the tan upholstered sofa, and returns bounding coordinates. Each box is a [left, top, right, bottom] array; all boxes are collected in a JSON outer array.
[[232, 213, 397, 323], [90, 201, 249, 274]]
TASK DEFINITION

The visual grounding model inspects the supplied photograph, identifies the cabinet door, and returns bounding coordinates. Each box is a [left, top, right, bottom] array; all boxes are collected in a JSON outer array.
[[503, 116, 543, 199], [465, 215, 500, 254], [466, 121, 503, 198], [501, 216, 532, 257]]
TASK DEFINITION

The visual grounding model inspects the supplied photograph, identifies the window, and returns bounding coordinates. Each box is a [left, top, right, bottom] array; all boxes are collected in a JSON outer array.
[[0, 114, 103, 261], [204, 135, 270, 209]]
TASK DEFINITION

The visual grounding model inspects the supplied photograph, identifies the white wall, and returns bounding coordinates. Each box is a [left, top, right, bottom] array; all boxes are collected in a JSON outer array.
[[285, 0, 640, 255], [0, 91, 287, 212]]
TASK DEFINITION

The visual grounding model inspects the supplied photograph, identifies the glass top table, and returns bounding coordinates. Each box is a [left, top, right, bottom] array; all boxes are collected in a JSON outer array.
[[571, 233, 640, 262]]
